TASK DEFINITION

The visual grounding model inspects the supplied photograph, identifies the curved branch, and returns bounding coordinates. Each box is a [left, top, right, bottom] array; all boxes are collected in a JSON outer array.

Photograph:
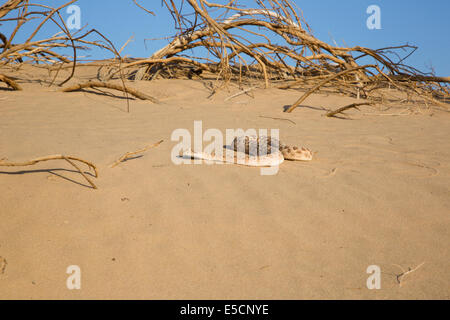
[[61, 81, 161, 103], [0, 155, 98, 189], [0, 74, 22, 90]]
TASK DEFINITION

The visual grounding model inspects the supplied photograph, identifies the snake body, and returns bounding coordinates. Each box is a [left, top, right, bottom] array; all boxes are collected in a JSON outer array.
[[183, 135, 313, 167]]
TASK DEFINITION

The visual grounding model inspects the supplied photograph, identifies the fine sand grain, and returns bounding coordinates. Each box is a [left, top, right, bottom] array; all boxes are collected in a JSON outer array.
[[0, 65, 449, 299]]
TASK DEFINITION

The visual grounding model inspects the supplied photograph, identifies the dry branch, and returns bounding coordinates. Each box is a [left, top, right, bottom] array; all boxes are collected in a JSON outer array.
[[394, 262, 426, 287], [1, 0, 448, 114], [129, 0, 448, 113], [224, 86, 256, 101], [61, 81, 160, 103], [110, 140, 163, 168], [1, 1, 125, 92], [0, 74, 22, 90], [259, 115, 296, 125], [388, 75, 450, 84], [325, 102, 376, 118], [0, 0, 24, 19], [0, 256, 6, 274], [285, 65, 375, 113], [0, 155, 99, 189]]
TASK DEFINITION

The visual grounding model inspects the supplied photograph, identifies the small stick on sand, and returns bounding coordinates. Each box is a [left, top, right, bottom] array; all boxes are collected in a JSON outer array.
[[110, 140, 164, 168], [0, 155, 99, 189], [259, 115, 296, 125], [362, 109, 413, 117], [394, 262, 426, 286], [326, 102, 376, 118], [0, 74, 22, 90], [224, 86, 256, 101], [0, 256, 6, 275], [62, 81, 160, 103]]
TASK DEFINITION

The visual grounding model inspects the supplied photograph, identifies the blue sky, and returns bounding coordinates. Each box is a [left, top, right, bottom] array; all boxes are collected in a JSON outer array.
[[4, 0, 450, 76]]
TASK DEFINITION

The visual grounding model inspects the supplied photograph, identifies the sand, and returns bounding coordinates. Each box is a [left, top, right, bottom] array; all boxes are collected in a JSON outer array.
[[0, 65, 449, 299]]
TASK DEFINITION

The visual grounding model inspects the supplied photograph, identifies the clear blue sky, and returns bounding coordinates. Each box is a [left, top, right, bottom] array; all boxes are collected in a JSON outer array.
[[4, 0, 450, 76]]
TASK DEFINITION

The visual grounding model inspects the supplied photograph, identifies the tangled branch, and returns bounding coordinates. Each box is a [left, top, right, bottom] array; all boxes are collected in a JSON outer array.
[[125, 0, 448, 111]]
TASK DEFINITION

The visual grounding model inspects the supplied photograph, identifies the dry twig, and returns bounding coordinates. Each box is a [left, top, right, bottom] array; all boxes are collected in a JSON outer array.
[[0, 256, 6, 275], [0, 74, 22, 90], [259, 115, 296, 125], [326, 102, 376, 118], [394, 262, 426, 286], [61, 81, 160, 103], [224, 86, 256, 101], [285, 65, 375, 113], [0, 155, 99, 189], [1, 0, 448, 115], [110, 140, 163, 168], [128, 0, 448, 113]]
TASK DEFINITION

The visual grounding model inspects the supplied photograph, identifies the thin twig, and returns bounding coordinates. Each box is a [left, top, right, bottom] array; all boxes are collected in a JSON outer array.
[[394, 262, 426, 286], [285, 65, 375, 113], [110, 140, 163, 168], [0, 256, 6, 275], [224, 86, 256, 101], [326, 102, 375, 118], [259, 115, 296, 125], [362, 109, 413, 116], [0, 74, 22, 90], [61, 81, 160, 103], [0, 155, 99, 189]]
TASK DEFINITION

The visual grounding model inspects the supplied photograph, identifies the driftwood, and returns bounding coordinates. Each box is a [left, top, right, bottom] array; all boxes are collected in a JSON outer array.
[[0, 74, 22, 90], [0, 155, 99, 189], [61, 81, 160, 103], [110, 140, 163, 168]]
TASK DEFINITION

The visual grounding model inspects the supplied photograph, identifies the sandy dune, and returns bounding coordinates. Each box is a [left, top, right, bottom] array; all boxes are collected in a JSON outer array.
[[0, 65, 449, 299]]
